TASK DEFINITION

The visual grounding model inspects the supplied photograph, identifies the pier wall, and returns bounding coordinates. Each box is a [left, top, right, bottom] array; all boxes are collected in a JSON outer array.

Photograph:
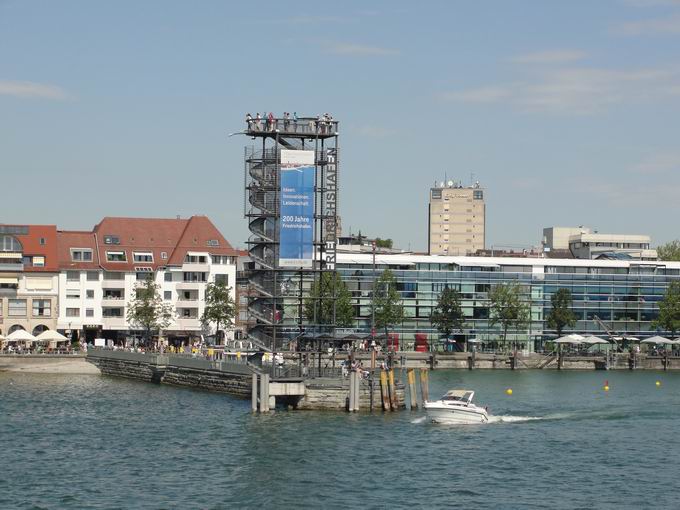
[[298, 378, 405, 411]]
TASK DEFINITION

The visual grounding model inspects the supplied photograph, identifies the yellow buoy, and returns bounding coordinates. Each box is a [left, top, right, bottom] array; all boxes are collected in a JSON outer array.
[[603, 385, 609, 392], [656, 381, 661, 387], [505, 388, 513, 396]]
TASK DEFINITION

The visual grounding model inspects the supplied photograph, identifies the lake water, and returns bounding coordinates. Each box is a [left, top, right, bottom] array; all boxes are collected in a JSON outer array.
[[2, 370, 679, 509]]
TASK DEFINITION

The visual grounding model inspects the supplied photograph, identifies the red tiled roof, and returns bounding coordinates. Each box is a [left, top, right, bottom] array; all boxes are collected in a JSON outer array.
[[167, 215, 237, 265], [57, 231, 99, 270], [0, 224, 58, 272]]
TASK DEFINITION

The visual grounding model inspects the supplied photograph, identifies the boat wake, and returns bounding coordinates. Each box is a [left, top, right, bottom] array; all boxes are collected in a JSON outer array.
[[410, 416, 428, 424], [488, 415, 542, 424]]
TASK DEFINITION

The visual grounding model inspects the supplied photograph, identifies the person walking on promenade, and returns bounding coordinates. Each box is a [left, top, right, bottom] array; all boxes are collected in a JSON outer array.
[[283, 111, 290, 131], [254, 113, 261, 131], [292, 111, 298, 132], [267, 111, 275, 131], [245, 113, 253, 130]]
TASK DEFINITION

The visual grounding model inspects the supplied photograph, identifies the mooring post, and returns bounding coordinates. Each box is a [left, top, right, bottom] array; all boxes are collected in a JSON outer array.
[[348, 370, 356, 412], [419, 368, 429, 403], [369, 376, 374, 411], [407, 368, 418, 410], [252, 373, 258, 413], [380, 369, 390, 411], [388, 369, 397, 411], [354, 371, 361, 412], [259, 373, 269, 412]]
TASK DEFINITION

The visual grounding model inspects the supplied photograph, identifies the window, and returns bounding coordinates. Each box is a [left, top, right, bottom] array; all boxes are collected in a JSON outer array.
[[161, 251, 168, 260], [431, 189, 442, 199], [183, 272, 207, 282], [473, 190, 483, 200], [32, 256, 45, 267], [66, 308, 80, 317], [103, 271, 124, 280], [66, 291, 80, 299], [86, 290, 94, 299], [0, 235, 22, 252], [8, 299, 27, 316], [180, 308, 198, 318], [103, 289, 123, 299], [32, 299, 51, 317], [164, 272, 173, 282], [133, 252, 154, 263], [103, 235, 120, 245], [207, 239, 220, 247], [71, 249, 93, 262], [86, 308, 94, 317], [102, 308, 123, 318], [87, 271, 99, 281], [185, 254, 207, 263], [106, 251, 126, 262], [66, 271, 80, 282], [39, 237, 46, 245], [164, 291, 172, 300], [136, 272, 153, 281], [215, 274, 229, 285]]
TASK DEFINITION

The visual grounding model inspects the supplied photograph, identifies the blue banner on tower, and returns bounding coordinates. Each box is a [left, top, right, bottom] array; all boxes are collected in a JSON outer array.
[[279, 150, 315, 268]]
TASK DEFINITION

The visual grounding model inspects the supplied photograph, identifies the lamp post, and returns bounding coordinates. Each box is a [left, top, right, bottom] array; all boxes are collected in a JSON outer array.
[[371, 241, 376, 338]]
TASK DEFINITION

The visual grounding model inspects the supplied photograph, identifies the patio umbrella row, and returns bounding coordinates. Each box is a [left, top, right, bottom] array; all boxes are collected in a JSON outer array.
[[0, 329, 69, 343]]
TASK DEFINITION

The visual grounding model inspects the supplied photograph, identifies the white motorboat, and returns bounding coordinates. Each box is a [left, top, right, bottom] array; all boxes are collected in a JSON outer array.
[[424, 389, 489, 424]]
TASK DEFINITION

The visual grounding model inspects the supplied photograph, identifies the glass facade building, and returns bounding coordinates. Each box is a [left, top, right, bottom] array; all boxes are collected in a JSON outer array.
[[276, 254, 680, 351]]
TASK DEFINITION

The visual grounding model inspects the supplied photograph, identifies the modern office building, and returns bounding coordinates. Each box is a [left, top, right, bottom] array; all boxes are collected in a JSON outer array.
[[0, 225, 60, 337], [428, 181, 485, 256], [269, 252, 680, 351], [55, 216, 237, 344], [543, 226, 657, 260]]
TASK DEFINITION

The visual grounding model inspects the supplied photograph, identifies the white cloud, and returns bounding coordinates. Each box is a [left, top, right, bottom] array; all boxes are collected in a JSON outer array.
[[511, 50, 587, 64], [440, 66, 680, 114], [631, 152, 680, 174], [327, 43, 399, 56], [0, 80, 69, 100], [612, 13, 680, 35], [440, 86, 511, 103]]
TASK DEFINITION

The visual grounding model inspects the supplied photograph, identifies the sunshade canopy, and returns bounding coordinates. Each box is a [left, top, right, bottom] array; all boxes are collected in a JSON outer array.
[[641, 336, 673, 345], [554, 334, 586, 345], [6, 329, 37, 342], [35, 330, 69, 342]]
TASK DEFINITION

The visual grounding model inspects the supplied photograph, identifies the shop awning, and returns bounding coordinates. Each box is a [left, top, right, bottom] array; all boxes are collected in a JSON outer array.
[[0, 252, 21, 259], [0, 277, 19, 285]]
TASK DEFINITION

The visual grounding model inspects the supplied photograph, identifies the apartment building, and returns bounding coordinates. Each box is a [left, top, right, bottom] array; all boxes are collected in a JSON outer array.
[[56, 216, 237, 344], [428, 181, 485, 255], [0, 225, 60, 337]]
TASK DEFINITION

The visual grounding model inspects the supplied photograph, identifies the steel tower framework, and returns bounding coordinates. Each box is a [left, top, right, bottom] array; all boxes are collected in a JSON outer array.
[[243, 116, 339, 351]]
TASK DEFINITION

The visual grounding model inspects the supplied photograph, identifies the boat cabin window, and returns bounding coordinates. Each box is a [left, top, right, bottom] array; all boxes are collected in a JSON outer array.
[[442, 391, 473, 403]]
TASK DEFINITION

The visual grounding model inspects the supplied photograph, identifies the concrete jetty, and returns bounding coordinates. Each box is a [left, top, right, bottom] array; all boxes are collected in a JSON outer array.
[[86, 349, 406, 412]]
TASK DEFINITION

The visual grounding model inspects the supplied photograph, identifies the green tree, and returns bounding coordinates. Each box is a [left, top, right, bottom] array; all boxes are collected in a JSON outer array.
[[488, 282, 530, 344], [374, 238, 393, 249], [654, 281, 680, 337], [304, 271, 354, 327], [546, 288, 577, 337], [126, 276, 173, 347], [430, 286, 465, 339], [657, 240, 680, 261], [201, 281, 236, 344], [372, 269, 404, 335]]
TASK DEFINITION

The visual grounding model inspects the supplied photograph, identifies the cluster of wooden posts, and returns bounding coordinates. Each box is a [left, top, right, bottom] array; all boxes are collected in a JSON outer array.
[[347, 367, 430, 412]]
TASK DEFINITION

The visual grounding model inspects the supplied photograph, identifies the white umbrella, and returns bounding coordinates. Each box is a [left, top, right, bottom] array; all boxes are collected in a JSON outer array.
[[582, 335, 610, 345], [6, 329, 37, 342], [554, 334, 586, 345], [35, 330, 69, 343], [641, 336, 673, 345], [467, 337, 484, 343]]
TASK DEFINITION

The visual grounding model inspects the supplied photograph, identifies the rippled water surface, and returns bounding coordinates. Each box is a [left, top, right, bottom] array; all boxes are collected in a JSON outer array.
[[2, 370, 680, 509]]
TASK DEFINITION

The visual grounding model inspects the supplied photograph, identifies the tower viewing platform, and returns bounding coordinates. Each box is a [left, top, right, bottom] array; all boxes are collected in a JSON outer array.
[[245, 115, 338, 138]]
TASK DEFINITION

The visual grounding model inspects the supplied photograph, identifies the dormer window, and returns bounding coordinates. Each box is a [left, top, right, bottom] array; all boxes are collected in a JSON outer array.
[[71, 248, 93, 262], [185, 254, 207, 263], [104, 235, 120, 245], [106, 251, 126, 262], [133, 252, 154, 263], [207, 239, 219, 247], [0, 235, 22, 252]]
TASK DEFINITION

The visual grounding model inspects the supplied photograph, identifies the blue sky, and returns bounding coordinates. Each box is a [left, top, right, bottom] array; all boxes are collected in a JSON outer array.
[[3, 0, 680, 251]]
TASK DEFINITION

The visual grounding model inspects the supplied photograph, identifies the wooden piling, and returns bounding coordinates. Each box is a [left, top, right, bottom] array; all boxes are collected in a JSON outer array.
[[251, 373, 258, 413], [348, 370, 356, 412], [259, 373, 269, 412], [354, 371, 361, 412], [407, 368, 418, 409], [419, 369, 430, 403], [388, 369, 397, 411], [380, 370, 390, 411]]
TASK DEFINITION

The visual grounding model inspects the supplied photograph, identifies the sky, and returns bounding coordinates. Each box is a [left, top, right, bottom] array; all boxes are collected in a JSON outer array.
[[2, 0, 680, 251]]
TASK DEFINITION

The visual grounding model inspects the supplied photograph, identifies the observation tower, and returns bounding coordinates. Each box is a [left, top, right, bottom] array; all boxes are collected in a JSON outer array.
[[242, 114, 339, 351]]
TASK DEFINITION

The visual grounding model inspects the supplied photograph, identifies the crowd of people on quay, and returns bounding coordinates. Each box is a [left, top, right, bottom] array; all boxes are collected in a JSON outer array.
[[245, 111, 335, 134]]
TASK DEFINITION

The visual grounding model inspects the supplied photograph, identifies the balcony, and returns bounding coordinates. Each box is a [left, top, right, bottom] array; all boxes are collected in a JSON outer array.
[[101, 296, 126, 306], [0, 263, 23, 271], [102, 279, 126, 289], [183, 263, 210, 272], [176, 281, 203, 290], [102, 317, 126, 329]]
